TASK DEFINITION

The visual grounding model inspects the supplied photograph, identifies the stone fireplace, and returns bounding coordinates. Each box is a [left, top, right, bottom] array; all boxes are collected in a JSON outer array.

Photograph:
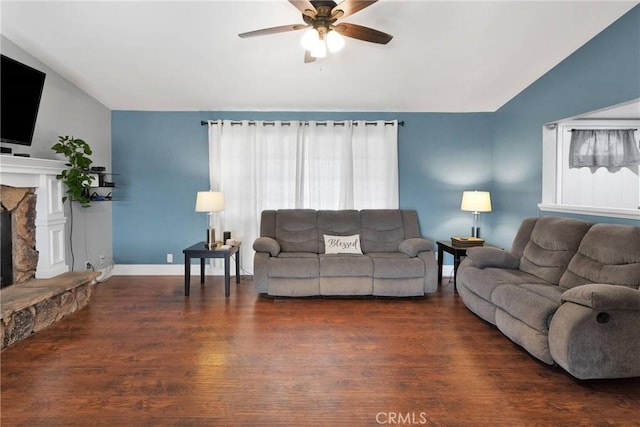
[[0, 156, 97, 350], [0, 156, 69, 282], [1, 186, 38, 286]]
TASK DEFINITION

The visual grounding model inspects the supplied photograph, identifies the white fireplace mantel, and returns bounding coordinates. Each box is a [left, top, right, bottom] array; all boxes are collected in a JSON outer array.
[[0, 155, 69, 278]]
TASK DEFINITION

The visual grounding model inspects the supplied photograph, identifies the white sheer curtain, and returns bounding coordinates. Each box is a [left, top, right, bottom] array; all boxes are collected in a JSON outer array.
[[352, 120, 399, 209], [208, 119, 398, 273], [300, 121, 353, 209]]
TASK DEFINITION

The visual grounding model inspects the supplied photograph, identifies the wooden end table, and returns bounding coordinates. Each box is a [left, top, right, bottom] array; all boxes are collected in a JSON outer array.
[[183, 242, 240, 297]]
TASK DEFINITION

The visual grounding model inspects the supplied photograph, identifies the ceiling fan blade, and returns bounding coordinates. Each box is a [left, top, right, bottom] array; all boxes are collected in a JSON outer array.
[[289, 0, 317, 18], [331, 0, 378, 19], [304, 50, 317, 63], [334, 22, 392, 44], [239, 24, 309, 38]]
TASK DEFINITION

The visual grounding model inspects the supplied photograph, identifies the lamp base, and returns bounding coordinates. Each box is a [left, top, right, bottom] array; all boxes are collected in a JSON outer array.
[[206, 227, 216, 250], [472, 227, 480, 238]]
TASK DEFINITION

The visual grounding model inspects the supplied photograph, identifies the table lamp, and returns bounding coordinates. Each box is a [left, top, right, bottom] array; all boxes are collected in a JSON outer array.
[[195, 191, 225, 249], [461, 191, 492, 238]]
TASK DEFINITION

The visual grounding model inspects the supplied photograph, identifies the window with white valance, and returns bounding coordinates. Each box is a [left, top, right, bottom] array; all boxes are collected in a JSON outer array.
[[569, 128, 640, 168], [540, 119, 640, 220], [207, 120, 399, 272]]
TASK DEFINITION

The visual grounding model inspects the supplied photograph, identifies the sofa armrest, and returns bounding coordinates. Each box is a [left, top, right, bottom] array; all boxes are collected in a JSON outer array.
[[465, 247, 520, 269], [399, 238, 433, 257], [561, 284, 640, 311], [253, 237, 281, 257], [550, 285, 640, 379]]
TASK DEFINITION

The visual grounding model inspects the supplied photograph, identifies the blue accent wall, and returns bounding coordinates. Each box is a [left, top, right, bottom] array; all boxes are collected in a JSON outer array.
[[112, 112, 210, 264], [112, 111, 493, 264], [112, 5, 640, 265], [491, 4, 640, 247]]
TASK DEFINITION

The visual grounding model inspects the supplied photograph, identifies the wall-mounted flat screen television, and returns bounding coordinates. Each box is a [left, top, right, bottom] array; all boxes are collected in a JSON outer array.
[[1, 55, 47, 146]]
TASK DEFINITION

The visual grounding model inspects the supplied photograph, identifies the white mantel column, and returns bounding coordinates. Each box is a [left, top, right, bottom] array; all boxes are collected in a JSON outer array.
[[0, 155, 69, 278], [35, 173, 68, 277]]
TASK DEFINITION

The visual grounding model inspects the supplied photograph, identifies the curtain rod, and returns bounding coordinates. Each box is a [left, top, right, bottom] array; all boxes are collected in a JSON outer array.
[[569, 128, 637, 131], [200, 120, 404, 127]]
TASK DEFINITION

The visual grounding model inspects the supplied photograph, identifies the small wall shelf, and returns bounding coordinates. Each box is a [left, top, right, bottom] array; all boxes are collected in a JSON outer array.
[[88, 168, 118, 201]]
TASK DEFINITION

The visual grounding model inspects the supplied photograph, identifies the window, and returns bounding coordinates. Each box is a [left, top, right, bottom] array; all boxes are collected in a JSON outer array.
[[540, 119, 640, 220], [206, 119, 400, 273]]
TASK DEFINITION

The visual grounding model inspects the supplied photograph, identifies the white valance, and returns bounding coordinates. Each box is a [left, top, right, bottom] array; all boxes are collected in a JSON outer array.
[[569, 129, 640, 168]]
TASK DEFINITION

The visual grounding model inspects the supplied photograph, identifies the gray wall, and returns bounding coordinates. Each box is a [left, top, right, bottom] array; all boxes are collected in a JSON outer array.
[[1, 35, 113, 270]]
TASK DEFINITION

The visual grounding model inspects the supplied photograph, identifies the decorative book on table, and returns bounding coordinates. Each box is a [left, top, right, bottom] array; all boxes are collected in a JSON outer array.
[[451, 236, 485, 247]]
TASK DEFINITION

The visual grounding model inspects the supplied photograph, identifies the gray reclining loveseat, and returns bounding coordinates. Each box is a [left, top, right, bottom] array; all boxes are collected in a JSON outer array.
[[253, 209, 438, 297], [457, 216, 640, 379]]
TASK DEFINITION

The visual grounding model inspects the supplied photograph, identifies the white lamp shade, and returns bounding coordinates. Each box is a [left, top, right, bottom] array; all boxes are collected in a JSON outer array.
[[461, 191, 492, 213], [195, 191, 225, 212]]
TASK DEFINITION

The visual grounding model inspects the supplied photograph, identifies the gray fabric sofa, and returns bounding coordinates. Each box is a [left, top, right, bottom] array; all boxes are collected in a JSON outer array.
[[253, 209, 438, 297], [457, 216, 640, 379]]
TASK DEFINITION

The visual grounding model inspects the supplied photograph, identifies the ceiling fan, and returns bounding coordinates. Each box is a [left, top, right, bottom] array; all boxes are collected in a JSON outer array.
[[238, 0, 393, 63]]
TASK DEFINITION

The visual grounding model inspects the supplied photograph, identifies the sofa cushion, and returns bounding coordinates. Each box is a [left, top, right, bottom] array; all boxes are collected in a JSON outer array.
[[276, 252, 317, 259], [268, 253, 319, 278], [318, 210, 360, 251], [268, 278, 320, 297], [492, 284, 564, 333], [360, 210, 405, 253], [368, 252, 424, 278], [321, 276, 373, 295], [510, 217, 539, 259], [400, 210, 422, 238], [319, 254, 373, 277], [559, 223, 640, 289], [519, 217, 592, 285], [457, 282, 500, 324], [495, 309, 554, 365], [458, 262, 549, 301], [373, 277, 423, 297], [275, 209, 319, 253]]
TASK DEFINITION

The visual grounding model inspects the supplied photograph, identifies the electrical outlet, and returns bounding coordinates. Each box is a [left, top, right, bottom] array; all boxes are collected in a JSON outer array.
[[85, 261, 93, 270], [167, 253, 173, 263]]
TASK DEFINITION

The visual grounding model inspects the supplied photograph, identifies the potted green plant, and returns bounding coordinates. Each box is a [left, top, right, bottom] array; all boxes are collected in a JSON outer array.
[[51, 135, 94, 207]]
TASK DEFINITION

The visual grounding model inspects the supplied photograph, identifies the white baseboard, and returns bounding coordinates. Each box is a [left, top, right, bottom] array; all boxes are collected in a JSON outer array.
[[113, 264, 456, 277], [442, 265, 454, 277], [113, 264, 227, 276]]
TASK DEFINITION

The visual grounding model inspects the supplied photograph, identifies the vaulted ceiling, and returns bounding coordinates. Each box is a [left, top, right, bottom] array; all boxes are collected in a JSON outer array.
[[1, 1, 637, 112]]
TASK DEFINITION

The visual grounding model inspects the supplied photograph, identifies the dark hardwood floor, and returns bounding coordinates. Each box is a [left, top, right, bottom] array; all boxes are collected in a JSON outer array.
[[2, 275, 639, 426]]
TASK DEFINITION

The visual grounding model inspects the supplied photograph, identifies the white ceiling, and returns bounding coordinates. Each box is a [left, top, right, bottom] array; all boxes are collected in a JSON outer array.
[[1, 0, 637, 112]]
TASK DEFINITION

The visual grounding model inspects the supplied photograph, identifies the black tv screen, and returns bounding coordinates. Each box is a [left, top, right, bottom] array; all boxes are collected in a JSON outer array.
[[1, 55, 46, 146]]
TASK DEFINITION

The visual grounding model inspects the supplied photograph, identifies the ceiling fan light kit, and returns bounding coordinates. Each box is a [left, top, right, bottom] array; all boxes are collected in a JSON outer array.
[[301, 28, 320, 50], [301, 28, 344, 58], [325, 30, 345, 53], [311, 36, 328, 58], [239, 0, 392, 63]]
